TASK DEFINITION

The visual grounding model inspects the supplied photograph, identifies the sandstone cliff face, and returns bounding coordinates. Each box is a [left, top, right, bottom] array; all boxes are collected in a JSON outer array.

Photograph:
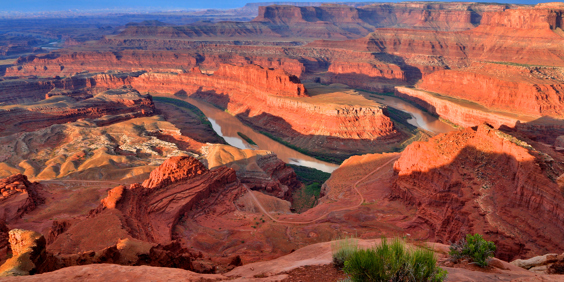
[[6, 51, 197, 77], [330, 6, 564, 70], [7, 49, 307, 78], [0, 229, 201, 275], [323, 60, 407, 92], [395, 86, 524, 129], [200, 54, 305, 77], [254, 3, 499, 32], [328, 61, 406, 81], [0, 229, 46, 276], [417, 63, 564, 117], [0, 222, 9, 264], [40, 238, 203, 274], [0, 174, 45, 222], [91, 156, 240, 244], [213, 64, 307, 97], [124, 65, 400, 142], [479, 7, 564, 30], [105, 3, 502, 46], [392, 124, 564, 260], [142, 156, 208, 189]]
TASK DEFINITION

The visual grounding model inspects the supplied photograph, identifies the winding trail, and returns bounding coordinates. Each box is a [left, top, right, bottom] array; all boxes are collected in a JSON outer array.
[[245, 155, 400, 225]]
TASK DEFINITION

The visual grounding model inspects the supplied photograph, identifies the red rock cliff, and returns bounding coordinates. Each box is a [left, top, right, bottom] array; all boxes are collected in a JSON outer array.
[[129, 65, 400, 142], [0, 174, 45, 222], [92, 156, 240, 244], [392, 124, 564, 260], [418, 63, 564, 117], [213, 64, 307, 97], [6, 51, 198, 77], [479, 7, 564, 29]]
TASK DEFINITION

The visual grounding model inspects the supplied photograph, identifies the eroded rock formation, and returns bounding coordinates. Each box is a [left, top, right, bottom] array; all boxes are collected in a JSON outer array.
[[90, 156, 240, 244], [0, 174, 45, 222], [394, 86, 524, 129], [392, 124, 564, 261], [418, 62, 564, 117], [204, 144, 301, 200], [0, 87, 155, 137], [0, 229, 46, 276]]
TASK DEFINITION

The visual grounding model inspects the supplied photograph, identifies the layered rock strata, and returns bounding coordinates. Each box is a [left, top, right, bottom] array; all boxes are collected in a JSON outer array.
[[0, 87, 155, 137], [126, 65, 401, 143], [0, 229, 46, 276], [203, 144, 301, 201], [418, 63, 564, 117], [114, 2, 505, 43], [0, 174, 45, 222], [321, 61, 407, 92], [6, 51, 197, 77], [394, 86, 527, 128], [90, 156, 240, 244], [392, 124, 564, 260]]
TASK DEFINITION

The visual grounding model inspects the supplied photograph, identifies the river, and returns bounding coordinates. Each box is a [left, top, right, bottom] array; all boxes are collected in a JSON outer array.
[[183, 98, 340, 173], [173, 95, 453, 174], [365, 93, 454, 134]]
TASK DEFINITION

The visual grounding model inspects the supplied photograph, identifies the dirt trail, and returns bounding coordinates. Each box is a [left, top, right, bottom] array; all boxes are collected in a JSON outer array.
[[245, 155, 400, 225]]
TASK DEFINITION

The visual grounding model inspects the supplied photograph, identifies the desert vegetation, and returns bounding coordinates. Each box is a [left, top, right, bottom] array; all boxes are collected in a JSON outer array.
[[449, 234, 497, 268], [333, 238, 447, 282]]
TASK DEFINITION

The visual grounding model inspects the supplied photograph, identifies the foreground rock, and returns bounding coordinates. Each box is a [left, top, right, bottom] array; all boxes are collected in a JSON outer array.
[[0, 229, 46, 276], [392, 124, 564, 261], [86, 156, 240, 245], [1, 238, 558, 281], [2, 264, 225, 281], [511, 253, 564, 274]]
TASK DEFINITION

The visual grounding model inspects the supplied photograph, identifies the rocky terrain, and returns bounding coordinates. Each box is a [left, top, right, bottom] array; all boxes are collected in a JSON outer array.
[[2, 1, 564, 281], [392, 124, 564, 261]]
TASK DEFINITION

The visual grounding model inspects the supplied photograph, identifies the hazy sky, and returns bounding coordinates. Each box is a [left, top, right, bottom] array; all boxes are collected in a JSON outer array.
[[4, 0, 542, 12]]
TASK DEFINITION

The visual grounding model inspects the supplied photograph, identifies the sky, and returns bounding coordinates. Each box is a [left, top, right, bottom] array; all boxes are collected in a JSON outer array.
[[2, 0, 543, 12]]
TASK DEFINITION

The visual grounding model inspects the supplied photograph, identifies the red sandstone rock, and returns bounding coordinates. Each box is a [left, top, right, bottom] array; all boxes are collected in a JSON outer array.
[[328, 61, 406, 81], [394, 86, 525, 129], [207, 146, 301, 201], [306, 6, 564, 75], [214, 64, 307, 97], [6, 51, 197, 77], [46, 220, 71, 245], [90, 156, 240, 244], [0, 221, 9, 265], [418, 62, 564, 117], [142, 156, 208, 189], [123, 65, 401, 143], [112, 2, 493, 45], [0, 229, 46, 276], [321, 60, 407, 92], [1, 264, 225, 281], [0, 174, 45, 222], [39, 239, 199, 274], [0, 87, 155, 137], [392, 124, 564, 261]]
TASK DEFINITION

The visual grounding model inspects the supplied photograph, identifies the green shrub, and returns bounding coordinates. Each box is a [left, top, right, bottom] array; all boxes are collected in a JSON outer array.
[[340, 238, 447, 282], [449, 234, 496, 268], [332, 237, 358, 269]]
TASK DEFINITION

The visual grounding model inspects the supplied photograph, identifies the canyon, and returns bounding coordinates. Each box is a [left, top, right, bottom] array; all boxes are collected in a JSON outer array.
[[2, 1, 564, 281]]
